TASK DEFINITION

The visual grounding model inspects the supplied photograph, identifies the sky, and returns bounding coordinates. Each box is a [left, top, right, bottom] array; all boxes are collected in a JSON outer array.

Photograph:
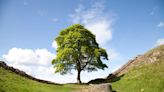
[[0, 0, 164, 83]]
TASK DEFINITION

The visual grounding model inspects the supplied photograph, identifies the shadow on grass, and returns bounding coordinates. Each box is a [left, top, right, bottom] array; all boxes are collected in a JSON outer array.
[[107, 74, 125, 83], [87, 74, 125, 84]]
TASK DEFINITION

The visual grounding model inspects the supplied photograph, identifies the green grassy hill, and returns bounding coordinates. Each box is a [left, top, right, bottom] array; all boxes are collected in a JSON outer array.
[[0, 67, 74, 92], [112, 45, 164, 92]]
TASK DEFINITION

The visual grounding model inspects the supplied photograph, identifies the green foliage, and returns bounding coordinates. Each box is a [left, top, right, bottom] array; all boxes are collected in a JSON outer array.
[[0, 67, 73, 92], [52, 24, 108, 74]]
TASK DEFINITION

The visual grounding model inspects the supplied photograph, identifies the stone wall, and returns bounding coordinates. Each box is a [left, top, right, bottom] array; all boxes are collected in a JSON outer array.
[[0, 61, 57, 85]]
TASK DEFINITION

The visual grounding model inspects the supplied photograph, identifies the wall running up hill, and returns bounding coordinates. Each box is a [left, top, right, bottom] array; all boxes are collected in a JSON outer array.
[[107, 45, 164, 80], [0, 61, 56, 85]]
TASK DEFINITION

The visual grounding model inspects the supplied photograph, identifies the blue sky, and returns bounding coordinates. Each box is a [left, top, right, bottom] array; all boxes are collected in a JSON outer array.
[[0, 0, 164, 83]]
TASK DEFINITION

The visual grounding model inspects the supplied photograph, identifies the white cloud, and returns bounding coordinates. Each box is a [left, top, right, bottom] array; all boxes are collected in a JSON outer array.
[[69, 0, 121, 71], [157, 22, 164, 28], [69, 0, 120, 63], [52, 41, 57, 49], [9, 64, 34, 75], [2, 48, 80, 83], [69, 1, 115, 45], [3, 48, 54, 66], [156, 38, 164, 46], [2, 48, 57, 80], [111, 65, 122, 73], [0, 58, 5, 61], [107, 48, 119, 60], [68, 1, 121, 82], [86, 20, 112, 45]]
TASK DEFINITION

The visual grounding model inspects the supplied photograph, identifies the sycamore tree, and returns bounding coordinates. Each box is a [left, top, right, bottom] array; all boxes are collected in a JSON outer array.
[[52, 24, 108, 84]]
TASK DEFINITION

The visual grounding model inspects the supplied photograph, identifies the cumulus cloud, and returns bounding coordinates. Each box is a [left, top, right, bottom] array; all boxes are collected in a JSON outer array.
[[69, 0, 120, 61], [0, 58, 5, 61], [2, 48, 57, 81], [69, 0, 120, 65], [157, 22, 164, 28], [156, 38, 164, 46], [2, 48, 80, 83], [86, 20, 112, 45], [3, 48, 55, 66], [52, 41, 57, 49], [107, 48, 119, 60], [69, 1, 115, 45], [67, 1, 121, 82]]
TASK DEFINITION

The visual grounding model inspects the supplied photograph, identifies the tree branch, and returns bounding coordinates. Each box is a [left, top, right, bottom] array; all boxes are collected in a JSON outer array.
[[81, 62, 89, 70]]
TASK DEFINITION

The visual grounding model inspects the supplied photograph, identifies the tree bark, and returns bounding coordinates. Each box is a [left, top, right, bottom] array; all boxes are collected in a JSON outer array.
[[77, 69, 81, 84]]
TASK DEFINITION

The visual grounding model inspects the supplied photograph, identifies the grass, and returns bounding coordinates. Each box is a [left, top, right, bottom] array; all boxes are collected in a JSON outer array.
[[0, 67, 74, 92], [112, 55, 164, 92], [145, 45, 164, 56]]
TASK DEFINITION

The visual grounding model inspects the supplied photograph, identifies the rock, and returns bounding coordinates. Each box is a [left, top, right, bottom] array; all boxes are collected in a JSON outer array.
[[89, 83, 113, 92], [0, 61, 7, 68]]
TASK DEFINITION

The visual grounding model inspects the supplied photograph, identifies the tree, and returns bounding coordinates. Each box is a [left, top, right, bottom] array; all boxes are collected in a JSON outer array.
[[52, 24, 108, 84]]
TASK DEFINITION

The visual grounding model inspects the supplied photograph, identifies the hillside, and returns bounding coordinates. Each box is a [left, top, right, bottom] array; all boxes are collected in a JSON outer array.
[[0, 61, 74, 92], [109, 44, 164, 77], [111, 45, 164, 92]]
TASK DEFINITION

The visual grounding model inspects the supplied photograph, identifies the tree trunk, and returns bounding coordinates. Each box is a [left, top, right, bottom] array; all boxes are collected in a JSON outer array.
[[77, 70, 81, 84]]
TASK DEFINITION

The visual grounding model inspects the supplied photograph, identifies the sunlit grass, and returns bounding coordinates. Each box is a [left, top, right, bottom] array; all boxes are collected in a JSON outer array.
[[0, 67, 74, 92], [112, 57, 164, 92]]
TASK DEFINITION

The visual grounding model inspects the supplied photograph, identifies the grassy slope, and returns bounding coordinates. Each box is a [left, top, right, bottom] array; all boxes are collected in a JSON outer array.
[[112, 45, 164, 92], [0, 67, 74, 92]]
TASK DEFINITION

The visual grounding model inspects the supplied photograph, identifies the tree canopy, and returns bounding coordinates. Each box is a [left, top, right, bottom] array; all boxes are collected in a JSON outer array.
[[52, 24, 108, 83]]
